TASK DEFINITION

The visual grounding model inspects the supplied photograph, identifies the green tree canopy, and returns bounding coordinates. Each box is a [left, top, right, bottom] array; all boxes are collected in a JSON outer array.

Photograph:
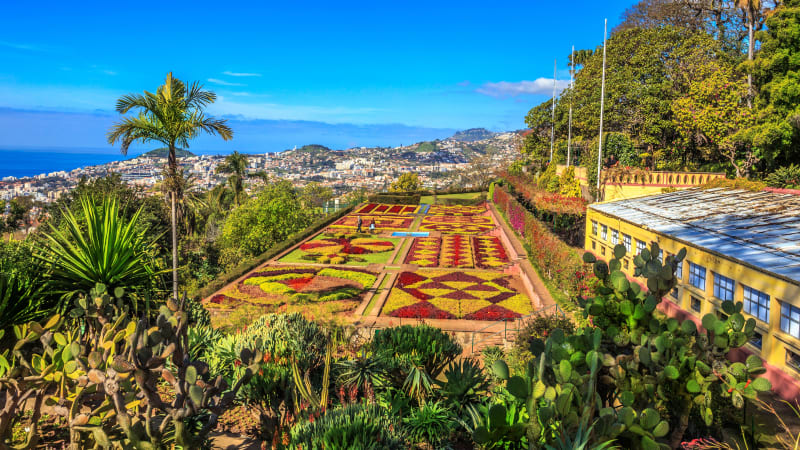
[[219, 180, 314, 262], [389, 172, 421, 192]]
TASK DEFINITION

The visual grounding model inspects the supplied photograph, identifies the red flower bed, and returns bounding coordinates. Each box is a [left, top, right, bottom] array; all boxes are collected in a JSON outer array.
[[465, 304, 520, 320], [355, 203, 378, 214], [398, 271, 427, 286], [284, 277, 314, 291], [389, 301, 454, 319]]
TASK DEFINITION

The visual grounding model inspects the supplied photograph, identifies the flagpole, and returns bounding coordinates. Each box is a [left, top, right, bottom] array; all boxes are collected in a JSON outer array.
[[550, 59, 557, 163], [596, 19, 607, 194], [567, 45, 574, 167]]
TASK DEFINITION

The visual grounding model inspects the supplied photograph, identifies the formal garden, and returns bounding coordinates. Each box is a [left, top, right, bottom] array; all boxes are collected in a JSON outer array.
[[1, 185, 797, 449]]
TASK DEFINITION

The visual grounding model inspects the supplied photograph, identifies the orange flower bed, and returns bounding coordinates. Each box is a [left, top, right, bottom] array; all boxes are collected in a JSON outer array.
[[354, 203, 419, 215], [419, 215, 495, 234]]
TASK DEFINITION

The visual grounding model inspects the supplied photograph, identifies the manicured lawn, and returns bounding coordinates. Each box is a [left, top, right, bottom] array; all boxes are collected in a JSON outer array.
[[420, 192, 485, 204]]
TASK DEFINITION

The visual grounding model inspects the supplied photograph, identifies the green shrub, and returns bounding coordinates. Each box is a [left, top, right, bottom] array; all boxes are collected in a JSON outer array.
[[371, 325, 461, 379], [288, 402, 405, 449], [537, 163, 558, 191], [765, 164, 800, 189], [402, 401, 454, 446]]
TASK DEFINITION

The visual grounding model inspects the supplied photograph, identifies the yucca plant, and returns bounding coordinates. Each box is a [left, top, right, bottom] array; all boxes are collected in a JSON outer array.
[[38, 194, 164, 312], [336, 351, 388, 395]]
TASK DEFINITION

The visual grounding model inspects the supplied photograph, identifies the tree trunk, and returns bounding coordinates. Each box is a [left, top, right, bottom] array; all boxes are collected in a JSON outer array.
[[169, 145, 179, 301], [747, 9, 755, 108]]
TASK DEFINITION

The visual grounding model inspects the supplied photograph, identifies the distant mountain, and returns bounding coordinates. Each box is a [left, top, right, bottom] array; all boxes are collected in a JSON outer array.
[[138, 148, 195, 158], [295, 144, 333, 154], [451, 128, 497, 142], [414, 141, 439, 153]]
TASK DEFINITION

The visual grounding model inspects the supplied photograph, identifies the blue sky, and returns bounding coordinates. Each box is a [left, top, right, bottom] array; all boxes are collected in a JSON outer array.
[[0, 1, 632, 153]]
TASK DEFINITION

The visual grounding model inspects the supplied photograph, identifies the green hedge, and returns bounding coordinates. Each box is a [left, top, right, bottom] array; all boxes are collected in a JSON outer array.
[[438, 196, 486, 206], [367, 193, 422, 205], [193, 205, 355, 300]]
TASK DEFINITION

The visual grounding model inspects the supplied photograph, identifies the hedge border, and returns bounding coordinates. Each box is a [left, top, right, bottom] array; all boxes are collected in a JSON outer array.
[[194, 204, 356, 300]]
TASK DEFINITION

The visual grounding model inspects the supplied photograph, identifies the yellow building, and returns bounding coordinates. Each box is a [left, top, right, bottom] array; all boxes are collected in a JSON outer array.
[[585, 188, 800, 400]]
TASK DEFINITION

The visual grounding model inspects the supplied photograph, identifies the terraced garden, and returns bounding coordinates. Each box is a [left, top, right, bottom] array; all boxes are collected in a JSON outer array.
[[205, 201, 541, 327]]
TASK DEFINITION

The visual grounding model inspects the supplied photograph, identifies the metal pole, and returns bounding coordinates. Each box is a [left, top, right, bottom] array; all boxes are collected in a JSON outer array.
[[596, 19, 608, 193], [567, 45, 574, 167], [550, 59, 557, 163]]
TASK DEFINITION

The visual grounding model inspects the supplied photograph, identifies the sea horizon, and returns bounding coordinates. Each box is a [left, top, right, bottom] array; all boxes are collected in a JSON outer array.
[[0, 147, 242, 179]]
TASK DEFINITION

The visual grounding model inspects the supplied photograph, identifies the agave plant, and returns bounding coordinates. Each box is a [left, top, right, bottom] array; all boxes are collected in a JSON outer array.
[[38, 194, 164, 311], [336, 351, 388, 395], [436, 358, 491, 422]]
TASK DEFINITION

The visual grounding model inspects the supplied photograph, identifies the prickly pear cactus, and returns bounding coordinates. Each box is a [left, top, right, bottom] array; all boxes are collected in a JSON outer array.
[[52, 285, 261, 449], [0, 314, 63, 450], [481, 244, 772, 449]]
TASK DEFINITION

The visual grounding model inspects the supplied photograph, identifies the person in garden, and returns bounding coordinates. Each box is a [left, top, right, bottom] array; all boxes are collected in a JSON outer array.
[[369, 220, 376, 234], [357, 216, 363, 233]]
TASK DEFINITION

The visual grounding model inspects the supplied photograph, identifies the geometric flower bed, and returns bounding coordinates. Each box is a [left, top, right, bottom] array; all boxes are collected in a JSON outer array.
[[473, 236, 509, 269], [426, 204, 485, 216], [382, 269, 532, 320], [354, 203, 419, 215], [419, 215, 495, 234], [440, 235, 474, 268], [329, 214, 414, 231], [206, 265, 377, 310], [403, 235, 509, 269], [281, 233, 395, 264], [404, 237, 440, 267]]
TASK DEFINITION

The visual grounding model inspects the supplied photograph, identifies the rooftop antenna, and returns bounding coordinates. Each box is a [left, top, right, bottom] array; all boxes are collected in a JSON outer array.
[[549, 59, 557, 163], [596, 19, 608, 195], [567, 45, 574, 167]]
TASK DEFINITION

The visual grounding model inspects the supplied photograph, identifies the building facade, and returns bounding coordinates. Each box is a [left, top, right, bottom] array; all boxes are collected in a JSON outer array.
[[585, 188, 800, 400]]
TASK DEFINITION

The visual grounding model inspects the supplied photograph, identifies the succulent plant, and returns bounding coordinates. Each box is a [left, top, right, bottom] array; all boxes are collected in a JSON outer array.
[[0, 314, 63, 450], [48, 284, 260, 449], [479, 243, 772, 449]]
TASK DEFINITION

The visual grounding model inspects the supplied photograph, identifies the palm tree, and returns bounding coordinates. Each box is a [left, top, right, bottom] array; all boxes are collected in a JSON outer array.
[[107, 72, 232, 300], [158, 167, 207, 236], [216, 151, 249, 206]]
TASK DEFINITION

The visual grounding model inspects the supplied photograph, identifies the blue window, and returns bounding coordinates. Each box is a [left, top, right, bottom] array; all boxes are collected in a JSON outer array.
[[592, 221, 597, 236], [611, 229, 619, 245], [781, 302, 800, 338], [676, 259, 683, 279], [623, 234, 631, 252], [713, 274, 735, 301], [688, 262, 706, 290], [750, 332, 763, 350], [743, 285, 770, 323], [636, 240, 646, 255], [601, 225, 607, 240]]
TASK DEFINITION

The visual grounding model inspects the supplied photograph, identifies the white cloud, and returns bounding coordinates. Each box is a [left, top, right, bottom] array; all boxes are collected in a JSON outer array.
[[207, 78, 245, 86], [102, 70, 117, 76], [476, 78, 570, 98], [223, 71, 262, 77], [230, 92, 252, 96], [0, 41, 43, 51]]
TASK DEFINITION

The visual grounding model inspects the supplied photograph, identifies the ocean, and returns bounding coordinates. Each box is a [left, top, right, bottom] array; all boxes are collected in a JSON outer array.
[[0, 149, 134, 179]]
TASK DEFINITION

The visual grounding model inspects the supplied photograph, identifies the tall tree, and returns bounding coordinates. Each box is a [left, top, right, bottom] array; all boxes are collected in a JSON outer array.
[[738, 0, 763, 105], [748, 0, 800, 169], [216, 151, 249, 206], [107, 72, 232, 300]]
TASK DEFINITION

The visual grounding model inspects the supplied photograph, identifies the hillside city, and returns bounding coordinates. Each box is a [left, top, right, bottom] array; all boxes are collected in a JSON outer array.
[[0, 129, 518, 207]]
